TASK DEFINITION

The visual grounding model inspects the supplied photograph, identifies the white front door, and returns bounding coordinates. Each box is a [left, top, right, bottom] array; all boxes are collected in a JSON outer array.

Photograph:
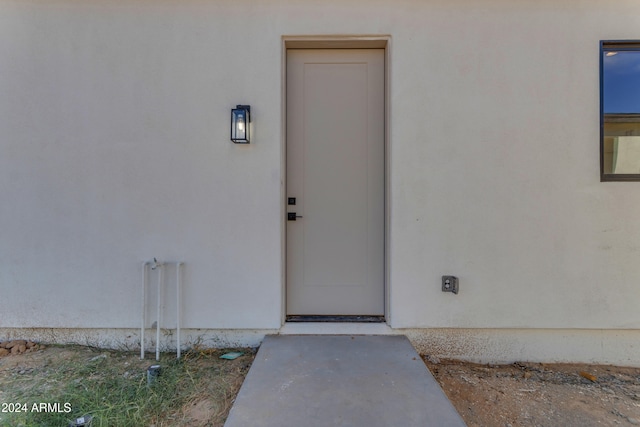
[[286, 49, 385, 316]]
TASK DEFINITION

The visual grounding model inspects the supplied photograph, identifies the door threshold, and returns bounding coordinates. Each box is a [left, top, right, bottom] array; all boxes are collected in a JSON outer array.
[[280, 321, 394, 336], [286, 315, 385, 323]]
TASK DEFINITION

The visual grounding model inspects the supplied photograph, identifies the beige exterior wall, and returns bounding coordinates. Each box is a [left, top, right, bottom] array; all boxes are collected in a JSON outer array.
[[1, 0, 639, 362]]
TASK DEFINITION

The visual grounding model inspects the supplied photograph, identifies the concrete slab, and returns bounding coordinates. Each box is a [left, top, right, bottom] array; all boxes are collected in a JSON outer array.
[[224, 335, 466, 427]]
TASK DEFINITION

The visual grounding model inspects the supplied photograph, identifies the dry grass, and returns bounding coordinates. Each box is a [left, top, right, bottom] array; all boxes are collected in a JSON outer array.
[[0, 345, 254, 427]]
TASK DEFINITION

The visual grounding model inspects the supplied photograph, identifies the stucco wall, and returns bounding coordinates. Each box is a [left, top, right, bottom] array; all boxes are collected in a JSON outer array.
[[1, 0, 639, 336]]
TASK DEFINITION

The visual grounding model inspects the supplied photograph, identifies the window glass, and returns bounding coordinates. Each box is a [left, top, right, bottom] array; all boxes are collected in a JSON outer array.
[[601, 43, 640, 179]]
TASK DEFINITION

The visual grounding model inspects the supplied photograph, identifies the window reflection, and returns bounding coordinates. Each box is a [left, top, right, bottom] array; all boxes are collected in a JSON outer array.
[[602, 46, 640, 178]]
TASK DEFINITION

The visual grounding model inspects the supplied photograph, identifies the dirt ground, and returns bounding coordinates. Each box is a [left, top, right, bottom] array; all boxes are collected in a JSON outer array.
[[424, 357, 640, 427], [2, 345, 640, 426]]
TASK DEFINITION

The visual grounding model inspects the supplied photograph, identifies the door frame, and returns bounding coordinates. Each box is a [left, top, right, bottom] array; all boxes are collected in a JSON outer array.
[[280, 35, 392, 325]]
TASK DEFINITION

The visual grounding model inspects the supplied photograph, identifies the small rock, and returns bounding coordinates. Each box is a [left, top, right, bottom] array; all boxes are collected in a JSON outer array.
[[579, 371, 597, 382], [89, 353, 108, 362], [523, 372, 532, 379], [0, 348, 9, 357], [628, 417, 640, 425], [26, 341, 36, 349], [11, 345, 21, 355], [426, 355, 440, 364]]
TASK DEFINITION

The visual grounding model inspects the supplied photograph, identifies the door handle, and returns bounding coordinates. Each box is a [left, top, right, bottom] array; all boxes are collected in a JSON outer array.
[[288, 212, 303, 221]]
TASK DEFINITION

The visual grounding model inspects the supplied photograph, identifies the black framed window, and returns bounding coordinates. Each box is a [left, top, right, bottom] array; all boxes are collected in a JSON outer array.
[[601, 41, 640, 181]]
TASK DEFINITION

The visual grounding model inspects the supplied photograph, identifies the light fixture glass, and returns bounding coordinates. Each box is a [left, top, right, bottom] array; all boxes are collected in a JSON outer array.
[[231, 105, 251, 143]]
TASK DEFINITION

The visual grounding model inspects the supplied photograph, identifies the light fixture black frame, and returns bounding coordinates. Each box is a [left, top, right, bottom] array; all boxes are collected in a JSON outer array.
[[231, 105, 251, 144]]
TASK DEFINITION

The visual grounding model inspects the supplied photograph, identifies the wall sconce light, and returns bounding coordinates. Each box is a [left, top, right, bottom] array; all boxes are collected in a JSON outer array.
[[231, 105, 251, 144]]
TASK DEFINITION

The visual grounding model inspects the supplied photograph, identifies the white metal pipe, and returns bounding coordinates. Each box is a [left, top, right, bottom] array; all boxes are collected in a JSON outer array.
[[176, 262, 182, 359], [156, 262, 163, 362], [141, 262, 149, 359], [141, 260, 184, 360]]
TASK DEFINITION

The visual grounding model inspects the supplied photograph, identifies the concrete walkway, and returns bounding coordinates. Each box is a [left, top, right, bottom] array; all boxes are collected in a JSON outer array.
[[224, 335, 466, 427]]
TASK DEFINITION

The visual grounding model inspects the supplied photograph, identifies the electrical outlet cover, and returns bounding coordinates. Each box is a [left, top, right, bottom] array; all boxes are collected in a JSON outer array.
[[442, 276, 459, 294]]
